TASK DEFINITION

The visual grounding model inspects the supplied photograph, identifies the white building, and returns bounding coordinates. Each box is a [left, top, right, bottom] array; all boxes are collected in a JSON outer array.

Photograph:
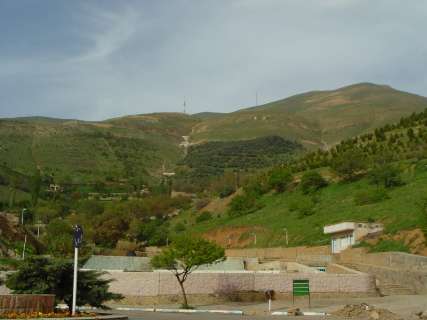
[[324, 222, 383, 254]]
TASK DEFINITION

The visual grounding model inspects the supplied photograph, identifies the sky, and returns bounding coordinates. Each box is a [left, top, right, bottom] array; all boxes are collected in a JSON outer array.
[[0, 0, 426, 121]]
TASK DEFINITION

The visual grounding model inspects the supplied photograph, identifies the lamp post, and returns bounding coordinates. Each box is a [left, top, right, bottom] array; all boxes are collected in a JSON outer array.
[[72, 225, 83, 316]]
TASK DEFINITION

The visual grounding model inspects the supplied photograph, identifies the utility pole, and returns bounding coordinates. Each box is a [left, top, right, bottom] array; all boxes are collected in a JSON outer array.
[[183, 99, 186, 114]]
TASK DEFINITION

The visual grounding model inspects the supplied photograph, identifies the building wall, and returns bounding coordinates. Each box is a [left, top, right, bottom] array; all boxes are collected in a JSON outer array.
[[104, 270, 376, 298]]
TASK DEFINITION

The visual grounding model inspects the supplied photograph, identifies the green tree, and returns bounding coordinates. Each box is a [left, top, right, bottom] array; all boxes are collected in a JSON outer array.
[[300, 171, 328, 194], [6, 256, 123, 312], [368, 164, 403, 188], [43, 218, 74, 257], [151, 236, 225, 309], [331, 150, 367, 181], [268, 167, 292, 192]]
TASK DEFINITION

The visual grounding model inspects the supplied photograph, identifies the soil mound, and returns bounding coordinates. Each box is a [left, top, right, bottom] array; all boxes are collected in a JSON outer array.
[[331, 303, 402, 320]]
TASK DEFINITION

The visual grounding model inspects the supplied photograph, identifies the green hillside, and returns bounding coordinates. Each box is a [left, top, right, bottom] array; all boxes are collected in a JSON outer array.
[[1, 83, 427, 189], [190, 83, 427, 149], [0, 113, 198, 186], [171, 109, 427, 248]]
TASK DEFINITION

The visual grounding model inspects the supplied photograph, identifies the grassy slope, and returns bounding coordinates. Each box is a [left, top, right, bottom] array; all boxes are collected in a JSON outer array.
[[190, 83, 427, 149], [173, 161, 427, 247], [0, 113, 199, 183]]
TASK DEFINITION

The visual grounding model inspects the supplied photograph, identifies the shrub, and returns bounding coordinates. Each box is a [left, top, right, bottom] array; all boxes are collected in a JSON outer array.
[[354, 188, 389, 206], [196, 211, 213, 223], [268, 168, 293, 192], [368, 164, 403, 188], [219, 185, 235, 198], [300, 171, 328, 194], [331, 149, 367, 181], [288, 195, 317, 218], [228, 194, 263, 217]]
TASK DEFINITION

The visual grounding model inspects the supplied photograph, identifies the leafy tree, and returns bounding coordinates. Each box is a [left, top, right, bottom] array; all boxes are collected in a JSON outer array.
[[6, 256, 123, 312], [228, 193, 263, 217], [151, 236, 224, 308], [300, 171, 328, 194], [331, 150, 367, 181], [268, 167, 293, 192], [368, 164, 403, 188], [43, 218, 74, 257], [136, 219, 169, 246], [93, 214, 129, 248]]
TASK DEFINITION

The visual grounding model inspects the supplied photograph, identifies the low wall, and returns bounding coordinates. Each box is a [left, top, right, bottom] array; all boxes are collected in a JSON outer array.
[[105, 270, 376, 302], [225, 246, 332, 265], [0, 294, 55, 314], [337, 248, 427, 272], [337, 248, 427, 293]]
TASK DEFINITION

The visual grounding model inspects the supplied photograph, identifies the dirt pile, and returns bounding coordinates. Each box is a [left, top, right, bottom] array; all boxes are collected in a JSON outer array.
[[203, 226, 267, 248], [331, 303, 403, 320]]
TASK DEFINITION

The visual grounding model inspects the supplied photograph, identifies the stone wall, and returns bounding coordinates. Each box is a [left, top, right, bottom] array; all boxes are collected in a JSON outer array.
[[105, 270, 376, 300]]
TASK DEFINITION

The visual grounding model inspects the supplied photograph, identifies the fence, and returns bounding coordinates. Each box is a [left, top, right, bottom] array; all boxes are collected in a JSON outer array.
[[0, 294, 55, 314]]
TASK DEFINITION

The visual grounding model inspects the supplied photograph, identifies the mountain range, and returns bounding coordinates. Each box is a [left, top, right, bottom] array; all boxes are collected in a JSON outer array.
[[1, 83, 427, 184]]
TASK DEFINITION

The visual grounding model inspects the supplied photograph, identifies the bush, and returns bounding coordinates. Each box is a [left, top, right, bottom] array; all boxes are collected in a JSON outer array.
[[370, 239, 410, 253], [268, 168, 293, 192], [288, 195, 317, 218], [300, 171, 328, 194], [219, 185, 235, 198], [331, 149, 367, 181], [228, 194, 263, 217], [368, 164, 403, 188], [354, 188, 389, 206], [196, 211, 213, 223]]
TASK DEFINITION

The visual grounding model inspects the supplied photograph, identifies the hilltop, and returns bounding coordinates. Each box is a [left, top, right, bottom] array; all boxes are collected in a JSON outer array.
[[191, 83, 427, 149]]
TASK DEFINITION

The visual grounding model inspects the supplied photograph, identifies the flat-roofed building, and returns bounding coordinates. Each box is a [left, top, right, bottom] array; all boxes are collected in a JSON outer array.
[[324, 222, 383, 254]]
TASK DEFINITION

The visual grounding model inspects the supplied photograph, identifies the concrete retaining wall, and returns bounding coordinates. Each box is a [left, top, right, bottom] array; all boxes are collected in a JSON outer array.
[[337, 248, 427, 294], [105, 270, 376, 299]]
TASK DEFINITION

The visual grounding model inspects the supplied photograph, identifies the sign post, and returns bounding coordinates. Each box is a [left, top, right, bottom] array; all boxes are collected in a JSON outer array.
[[72, 225, 83, 316], [292, 279, 310, 308]]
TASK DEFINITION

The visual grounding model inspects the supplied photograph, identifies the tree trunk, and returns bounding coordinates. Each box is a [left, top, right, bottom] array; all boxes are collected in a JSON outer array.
[[177, 280, 189, 309]]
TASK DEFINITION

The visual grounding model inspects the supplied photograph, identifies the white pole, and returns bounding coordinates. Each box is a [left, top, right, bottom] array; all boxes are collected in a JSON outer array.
[[72, 247, 78, 315], [268, 298, 272, 312]]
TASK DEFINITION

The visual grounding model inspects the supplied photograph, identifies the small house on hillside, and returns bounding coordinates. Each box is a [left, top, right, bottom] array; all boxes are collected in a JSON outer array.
[[324, 222, 383, 254]]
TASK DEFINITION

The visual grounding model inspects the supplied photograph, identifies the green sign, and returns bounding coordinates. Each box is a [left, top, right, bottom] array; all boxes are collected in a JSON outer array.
[[293, 279, 310, 296]]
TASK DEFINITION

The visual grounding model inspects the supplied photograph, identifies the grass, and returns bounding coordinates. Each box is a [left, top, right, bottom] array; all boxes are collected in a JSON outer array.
[[171, 162, 427, 247]]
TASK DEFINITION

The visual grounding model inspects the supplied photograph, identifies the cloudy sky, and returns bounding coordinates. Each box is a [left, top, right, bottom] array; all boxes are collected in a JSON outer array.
[[1, 0, 426, 120]]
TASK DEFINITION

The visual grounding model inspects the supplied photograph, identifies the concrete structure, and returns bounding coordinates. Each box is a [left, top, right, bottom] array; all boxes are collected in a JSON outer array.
[[324, 222, 383, 253], [103, 270, 376, 304]]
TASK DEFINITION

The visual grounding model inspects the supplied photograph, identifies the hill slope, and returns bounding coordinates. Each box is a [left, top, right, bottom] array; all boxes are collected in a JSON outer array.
[[1, 83, 427, 185], [190, 83, 427, 149], [0, 113, 199, 185]]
